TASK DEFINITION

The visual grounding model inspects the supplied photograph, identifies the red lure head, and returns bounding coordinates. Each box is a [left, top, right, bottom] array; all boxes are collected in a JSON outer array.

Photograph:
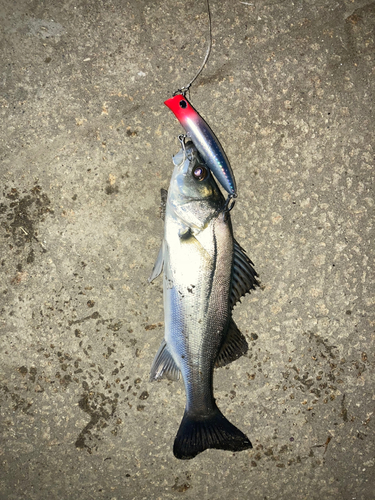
[[164, 95, 197, 125]]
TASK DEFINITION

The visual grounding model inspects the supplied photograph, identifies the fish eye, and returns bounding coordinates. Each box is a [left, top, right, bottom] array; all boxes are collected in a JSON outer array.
[[179, 99, 187, 109], [192, 165, 208, 181]]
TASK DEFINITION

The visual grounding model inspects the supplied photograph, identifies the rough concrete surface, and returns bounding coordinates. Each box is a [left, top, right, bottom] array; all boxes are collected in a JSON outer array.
[[0, 0, 374, 498]]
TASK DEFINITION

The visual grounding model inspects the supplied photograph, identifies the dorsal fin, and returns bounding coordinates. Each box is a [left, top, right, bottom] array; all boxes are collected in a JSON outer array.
[[230, 240, 259, 309]]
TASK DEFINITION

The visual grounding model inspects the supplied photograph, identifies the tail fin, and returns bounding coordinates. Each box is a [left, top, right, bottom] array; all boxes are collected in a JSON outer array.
[[173, 406, 252, 460]]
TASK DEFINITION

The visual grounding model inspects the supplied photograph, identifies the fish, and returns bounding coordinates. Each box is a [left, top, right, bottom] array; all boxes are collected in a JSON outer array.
[[164, 94, 237, 197], [149, 140, 259, 460]]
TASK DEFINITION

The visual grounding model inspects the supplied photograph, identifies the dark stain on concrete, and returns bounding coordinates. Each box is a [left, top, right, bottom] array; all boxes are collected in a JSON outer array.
[[172, 472, 191, 493], [1, 184, 53, 271], [2, 184, 53, 245], [68, 311, 101, 326], [75, 391, 119, 453]]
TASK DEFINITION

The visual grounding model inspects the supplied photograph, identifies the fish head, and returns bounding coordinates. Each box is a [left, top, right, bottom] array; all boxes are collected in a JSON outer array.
[[171, 141, 221, 201], [168, 142, 224, 229]]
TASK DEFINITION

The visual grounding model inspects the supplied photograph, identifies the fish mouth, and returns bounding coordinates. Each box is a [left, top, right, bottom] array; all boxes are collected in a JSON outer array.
[[172, 142, 204, 184]]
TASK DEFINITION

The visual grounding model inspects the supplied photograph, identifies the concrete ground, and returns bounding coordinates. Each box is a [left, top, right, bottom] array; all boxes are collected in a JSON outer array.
[[1, 0, 374, 498]]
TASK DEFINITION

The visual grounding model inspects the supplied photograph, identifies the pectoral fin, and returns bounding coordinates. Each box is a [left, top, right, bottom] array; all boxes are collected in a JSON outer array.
[[150, 339, 180, 381], [148, 241, 164, 283], [215, 319, 248, 368]]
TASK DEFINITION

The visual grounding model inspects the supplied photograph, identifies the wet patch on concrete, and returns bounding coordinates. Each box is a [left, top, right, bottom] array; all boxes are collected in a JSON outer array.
[[0, 183, 53, 273], [0, 384, 33, 415], [172, 472, 191, 492], [75, 390, 120, 453]]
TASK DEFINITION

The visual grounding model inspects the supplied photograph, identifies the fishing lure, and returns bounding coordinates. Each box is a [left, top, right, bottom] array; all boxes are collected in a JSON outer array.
[[164, 94, 237, 197]]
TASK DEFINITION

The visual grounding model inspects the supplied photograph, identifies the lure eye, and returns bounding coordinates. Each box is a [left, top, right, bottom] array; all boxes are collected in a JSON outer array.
[[192, 165, 208, 181], [179, 99, 187, 109]]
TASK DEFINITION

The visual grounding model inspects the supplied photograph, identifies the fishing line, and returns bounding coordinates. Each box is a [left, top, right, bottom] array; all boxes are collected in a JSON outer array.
[[173, 0, 212, 96]]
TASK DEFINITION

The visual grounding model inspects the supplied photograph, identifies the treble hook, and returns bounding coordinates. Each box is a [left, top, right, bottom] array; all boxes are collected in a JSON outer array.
[[178, 134, 186, 151], [178, 134, 195, 162], [223, 193, 237, 220]]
